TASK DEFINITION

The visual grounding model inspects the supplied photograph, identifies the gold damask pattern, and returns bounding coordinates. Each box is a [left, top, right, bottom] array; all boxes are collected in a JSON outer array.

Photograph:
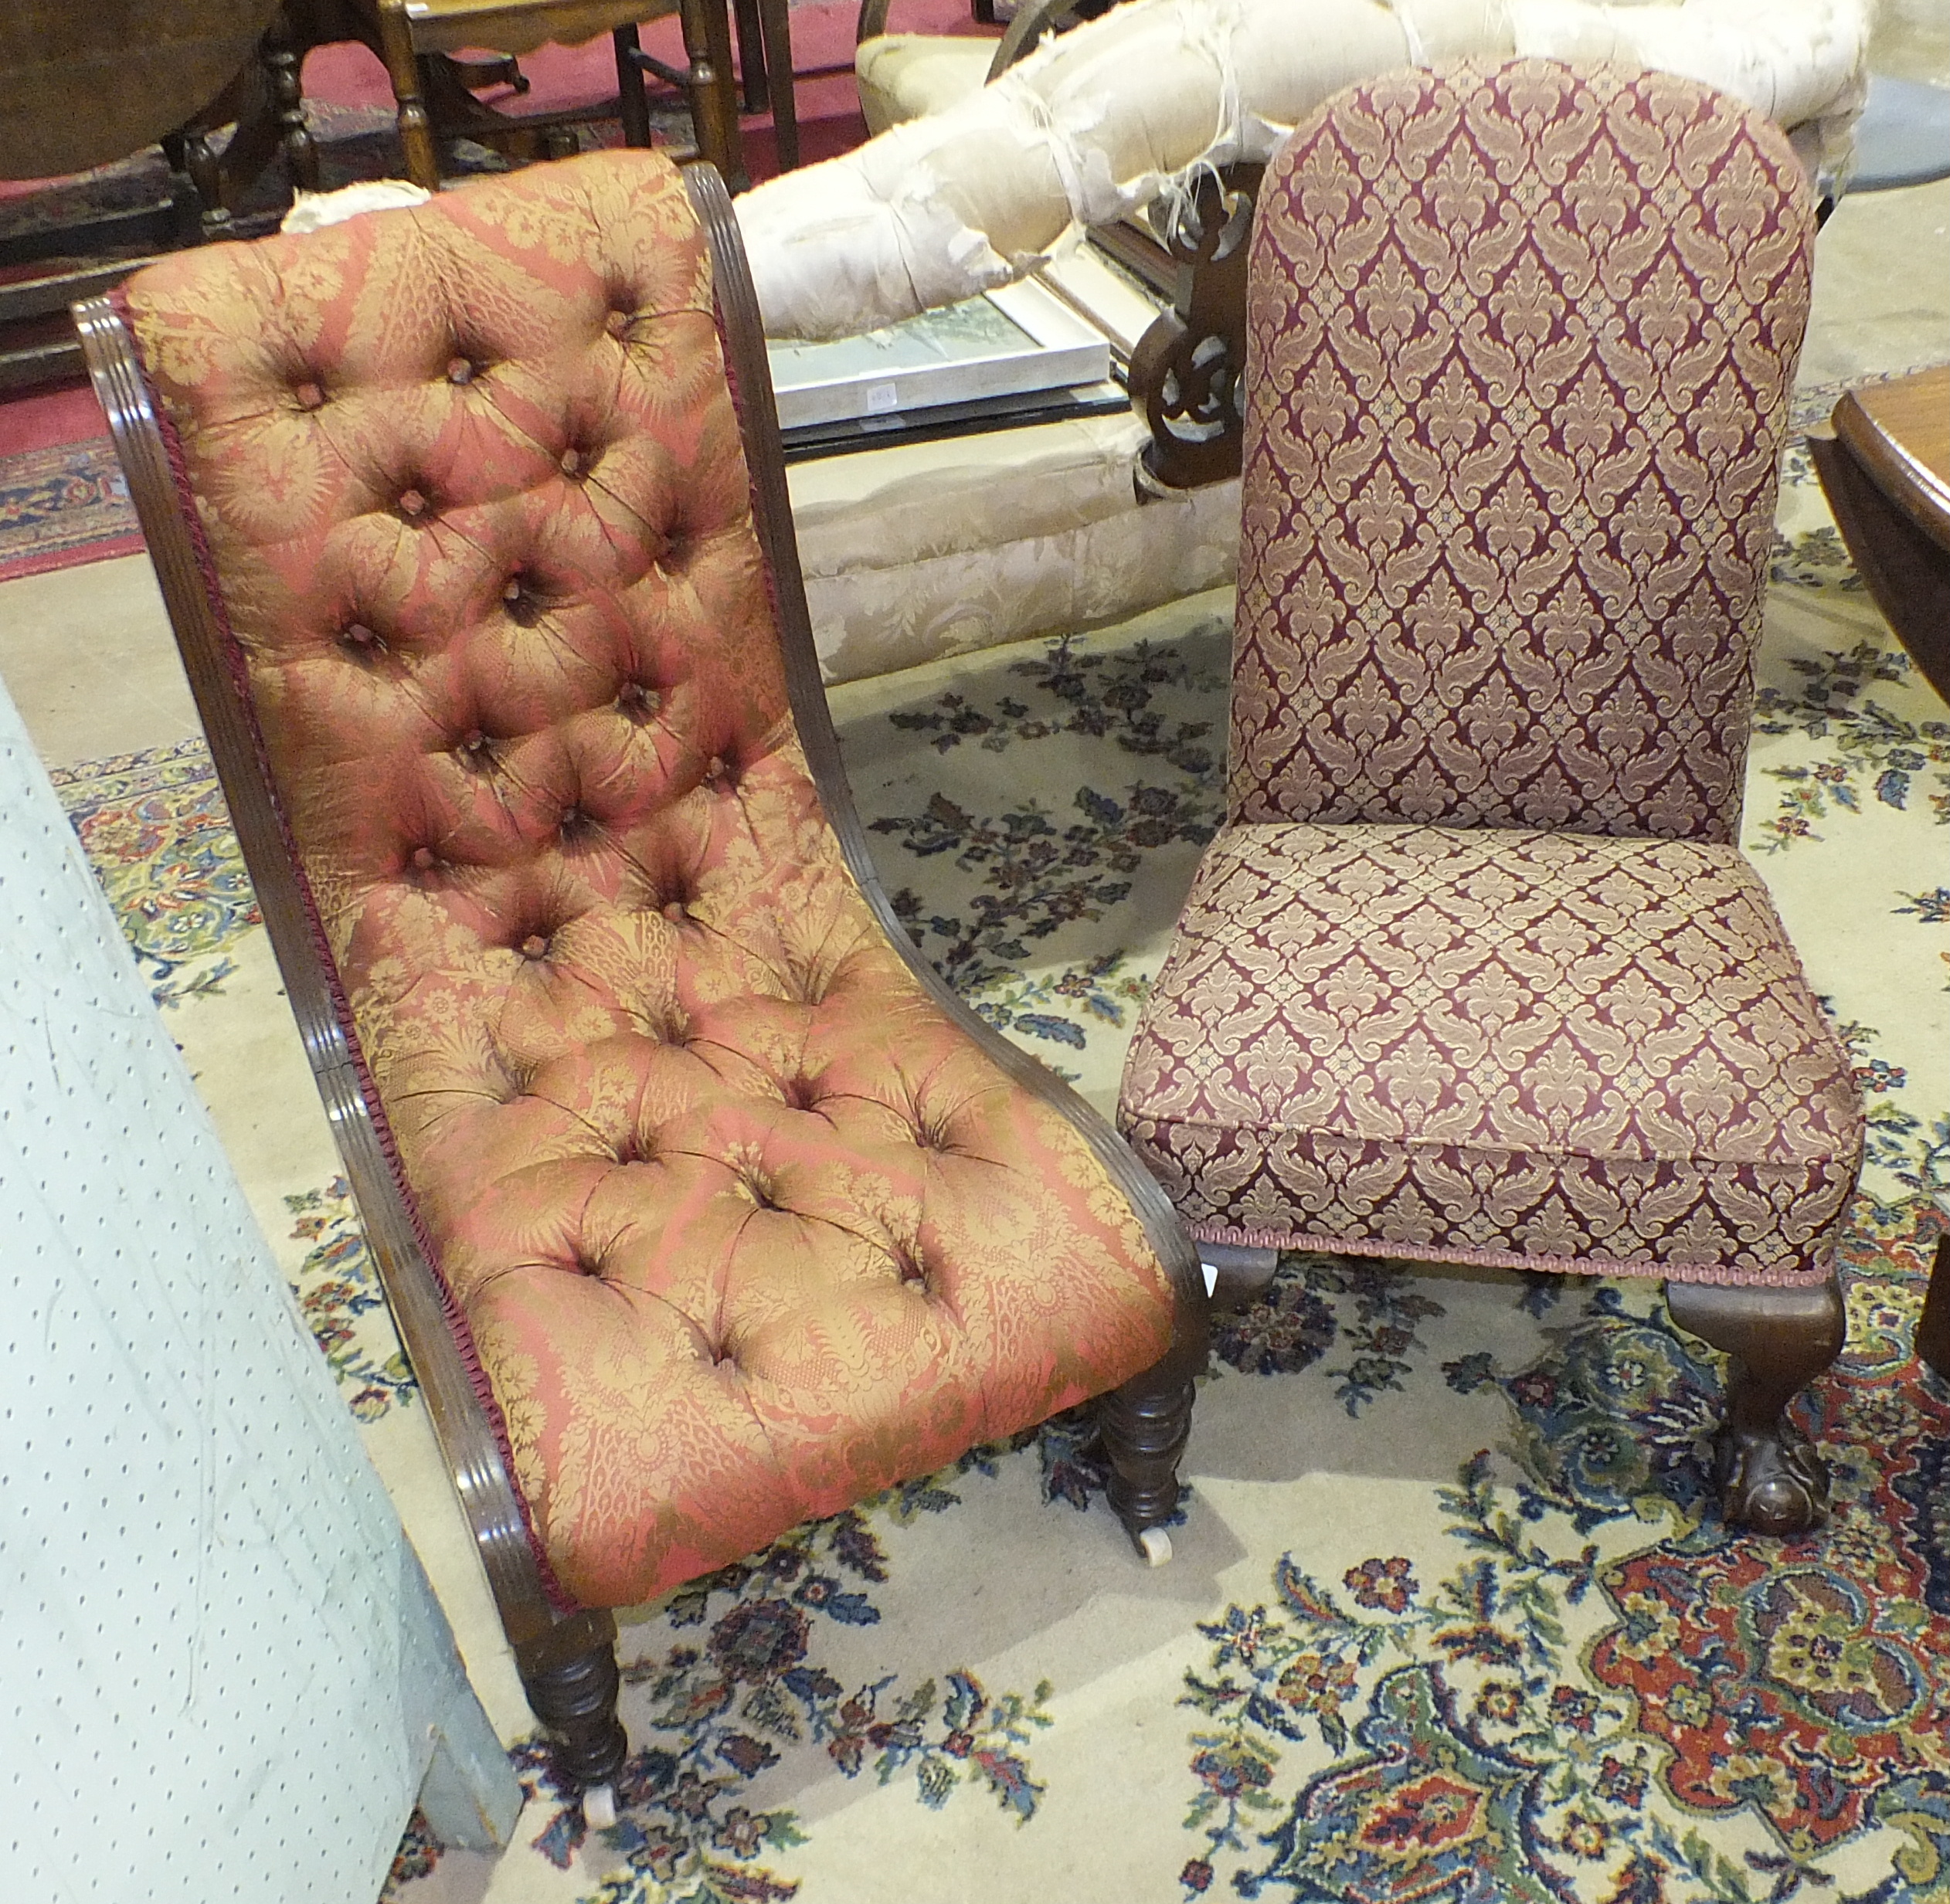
[[1119, 63, 1862, 1286], [1119, 825, 1861, 1281], [126, 152, 1175, 1607], [1232, 60, 1812, 840]]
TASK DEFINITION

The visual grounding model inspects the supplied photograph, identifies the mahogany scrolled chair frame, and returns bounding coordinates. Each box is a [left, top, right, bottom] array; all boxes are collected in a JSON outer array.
[[76, 151, 1205, 1814]]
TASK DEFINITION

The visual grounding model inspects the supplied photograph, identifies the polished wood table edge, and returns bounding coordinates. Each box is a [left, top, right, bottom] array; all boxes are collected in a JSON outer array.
[[1809, 363, 1950, 709], [1833, 365, 1950, 555]]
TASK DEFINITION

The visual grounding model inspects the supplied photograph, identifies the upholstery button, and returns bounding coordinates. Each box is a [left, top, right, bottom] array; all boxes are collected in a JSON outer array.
[[661, 901, 686, 924], [519, 933, 549, 961], [292, 380, 325, 411], [616, 681, 661, 721], [913, 1115, 954, 1152], [397, 487, 430, 521], [410, 846, 439, 873], [604, 308, 632, 339], [455, 728, 491, 767], [445, 356, 475, 385], [559, 446, 586, 478], [559, 805, 591, 838], [502, 574, 542, 626], [340, 622, 382, 654]]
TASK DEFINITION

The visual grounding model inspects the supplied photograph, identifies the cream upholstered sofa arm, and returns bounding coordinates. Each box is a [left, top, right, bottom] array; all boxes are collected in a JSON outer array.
[[855, 0, 1113, 136], [744, 0, 1867, 340]]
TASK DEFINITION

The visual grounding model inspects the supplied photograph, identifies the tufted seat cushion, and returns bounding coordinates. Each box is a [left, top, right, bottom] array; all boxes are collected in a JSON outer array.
[[1118, 823, 1863, 1284], [122, 151, 1176, 1607]]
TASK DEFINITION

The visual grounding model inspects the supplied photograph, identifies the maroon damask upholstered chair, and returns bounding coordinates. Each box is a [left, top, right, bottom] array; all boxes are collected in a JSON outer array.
[[76, 149, 1204, 1817], [1117, 59, 1863, 1535]]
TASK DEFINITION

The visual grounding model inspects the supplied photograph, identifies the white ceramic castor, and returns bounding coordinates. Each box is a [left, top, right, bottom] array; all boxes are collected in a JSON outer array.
[[583, 1784, 619, 1830], [1136, 1526, 1174, 1566]]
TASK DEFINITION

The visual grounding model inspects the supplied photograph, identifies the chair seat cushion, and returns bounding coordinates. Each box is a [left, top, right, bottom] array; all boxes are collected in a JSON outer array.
[[1118, 823, 1863, 1285]]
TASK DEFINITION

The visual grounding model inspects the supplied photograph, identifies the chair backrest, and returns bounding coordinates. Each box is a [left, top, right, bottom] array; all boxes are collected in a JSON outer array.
[[122, 151, 810, 1034], [1231, 58, 1812, 842], [100, 150, 819, 1621]]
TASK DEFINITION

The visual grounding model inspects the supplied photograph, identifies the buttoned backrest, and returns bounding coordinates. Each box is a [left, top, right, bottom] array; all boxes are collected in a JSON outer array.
[[127, 154, 784, 972], [1232, 59, 1812, 842], [120, 153, 1183, 1607]]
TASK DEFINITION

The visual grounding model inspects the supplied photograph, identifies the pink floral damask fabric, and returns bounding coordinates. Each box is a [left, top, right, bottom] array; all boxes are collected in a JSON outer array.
[[126, 152, 1177, 1608], [1231, 60, 1813, 840], [1119, 63, 1861, 1285], [1119, 826, 1862, 1283]]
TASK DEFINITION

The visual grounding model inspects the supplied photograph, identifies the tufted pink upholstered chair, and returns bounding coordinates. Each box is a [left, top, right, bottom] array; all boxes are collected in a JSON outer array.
[[1117, 59, 1864, 1536], [77, 149, 1204, 1816]]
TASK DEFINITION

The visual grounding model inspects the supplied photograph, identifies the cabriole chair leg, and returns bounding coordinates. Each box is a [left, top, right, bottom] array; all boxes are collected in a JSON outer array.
[[1666, 1276, 1846, 1536], [515, 1608, 628, 1824], [1099, 1319, 1206, 1566]]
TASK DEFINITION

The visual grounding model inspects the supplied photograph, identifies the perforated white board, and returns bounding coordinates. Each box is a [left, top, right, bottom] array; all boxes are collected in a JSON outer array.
[[0, 680, 486, 1902]]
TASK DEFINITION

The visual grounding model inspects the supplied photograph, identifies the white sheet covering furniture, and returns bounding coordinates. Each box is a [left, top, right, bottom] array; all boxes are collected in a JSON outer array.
[[788, 412, 1238, 680], [744, 0, 1868, 338], [0, 680, 519, 1902]]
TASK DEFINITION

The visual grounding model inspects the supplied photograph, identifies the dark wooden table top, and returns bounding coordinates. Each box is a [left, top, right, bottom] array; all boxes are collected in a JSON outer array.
[[1811, 362, 1950, 708], [0, 0, 278, 181]]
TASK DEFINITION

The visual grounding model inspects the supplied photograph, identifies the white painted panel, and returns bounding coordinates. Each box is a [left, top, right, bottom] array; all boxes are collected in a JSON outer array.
[[0, 680, 515, 1902]]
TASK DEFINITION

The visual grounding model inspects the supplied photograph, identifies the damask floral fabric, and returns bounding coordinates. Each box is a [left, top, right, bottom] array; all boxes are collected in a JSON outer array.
[[1122, 61, 1862, 1288], [1231, 60, 1813, 841], [1119, 823, 1863, 1281], [124, 151, 1176, 1608]]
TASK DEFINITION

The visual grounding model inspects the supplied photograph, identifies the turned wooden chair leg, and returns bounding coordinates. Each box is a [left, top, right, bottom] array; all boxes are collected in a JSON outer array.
[[263, 5, 321, 194], [613, 26, 654, 148], [1098, 1299, 1207, 1563], [732, 0, 769, 111], [755, 0, 798, 171], [1917, 1234, 1950, 1381], [678, 0, 748, 190], [376, 0, 442, 192], [1198, 1241, 1279, 1312], [515, 1608, 627, 1806], [178, 127, 234, 239], [1666, 1275, 1845, 1536]]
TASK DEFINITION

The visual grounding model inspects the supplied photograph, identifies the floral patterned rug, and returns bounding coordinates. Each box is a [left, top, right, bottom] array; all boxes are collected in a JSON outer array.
[[0, 438, 143, 582], [50, 420, 1950, 1904]]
